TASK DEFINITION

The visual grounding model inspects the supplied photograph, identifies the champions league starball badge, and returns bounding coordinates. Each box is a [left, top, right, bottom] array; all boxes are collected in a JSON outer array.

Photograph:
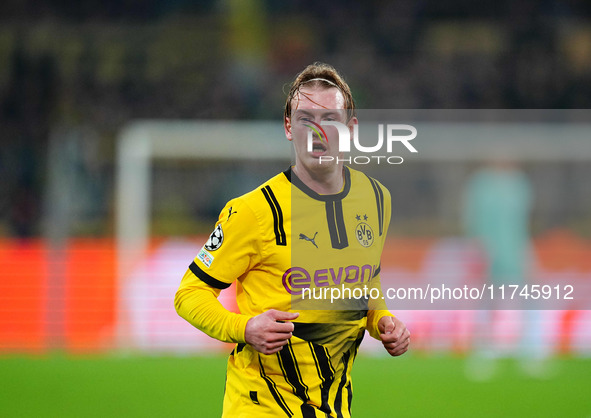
[[204, 224, 224, 251]]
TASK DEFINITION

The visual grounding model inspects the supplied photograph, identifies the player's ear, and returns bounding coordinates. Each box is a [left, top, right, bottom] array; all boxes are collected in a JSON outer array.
[[348, 116, 358, 141], [284, 116, 293, 141]]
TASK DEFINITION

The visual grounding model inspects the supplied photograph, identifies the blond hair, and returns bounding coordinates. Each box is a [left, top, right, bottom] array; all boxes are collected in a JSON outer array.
[[284, 62, 355, 121]]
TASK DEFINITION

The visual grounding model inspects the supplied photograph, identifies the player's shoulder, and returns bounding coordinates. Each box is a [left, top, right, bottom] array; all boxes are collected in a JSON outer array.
[[226, 169, 291, 217], [348, 166, 391, 201], [238, 169, 290, 203]]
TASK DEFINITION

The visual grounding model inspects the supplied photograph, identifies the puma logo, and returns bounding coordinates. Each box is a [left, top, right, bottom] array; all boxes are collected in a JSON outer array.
[[228, 207, 237, 220], [299, 232, 318, 248]]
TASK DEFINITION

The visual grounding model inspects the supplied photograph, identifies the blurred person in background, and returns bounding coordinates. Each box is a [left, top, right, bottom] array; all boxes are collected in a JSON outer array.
[[175, 62, 409, 417], [463, 155, 550, 379]]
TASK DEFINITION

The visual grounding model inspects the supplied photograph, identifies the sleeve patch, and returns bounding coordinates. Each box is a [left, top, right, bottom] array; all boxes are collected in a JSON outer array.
[[204, 224, 224, 251], [197, 248, 214, 268]]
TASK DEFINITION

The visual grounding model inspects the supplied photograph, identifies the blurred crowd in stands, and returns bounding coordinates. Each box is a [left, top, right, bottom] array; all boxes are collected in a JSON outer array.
[[1, 0, 590, 236]]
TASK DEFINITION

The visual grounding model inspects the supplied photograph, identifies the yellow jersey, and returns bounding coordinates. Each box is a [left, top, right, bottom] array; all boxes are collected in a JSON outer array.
[[176, 166, 393, 417]]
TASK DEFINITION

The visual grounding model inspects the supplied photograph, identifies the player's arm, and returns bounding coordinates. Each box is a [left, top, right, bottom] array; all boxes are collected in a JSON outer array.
[[175, 198, 257, 343], [174, 198, 298, 353], [175, 268, 299, 352], [367, 182, 410, 356], [365, 271, 410, 356], [175, 268, 250, 343], [366, 270, 394, 340], [366, 182, 394, 341]]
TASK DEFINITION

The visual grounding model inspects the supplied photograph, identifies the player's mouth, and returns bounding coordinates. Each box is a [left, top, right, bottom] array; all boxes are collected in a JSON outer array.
[[310, 141, 328, 156]]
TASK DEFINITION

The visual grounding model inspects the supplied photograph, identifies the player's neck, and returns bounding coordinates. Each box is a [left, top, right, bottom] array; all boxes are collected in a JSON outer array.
[[293, 164, 344, 195]]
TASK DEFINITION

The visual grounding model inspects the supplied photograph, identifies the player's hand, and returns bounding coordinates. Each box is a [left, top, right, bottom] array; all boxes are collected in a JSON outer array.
[[245, 309, 299, 355], [378, 316, 410, 356]]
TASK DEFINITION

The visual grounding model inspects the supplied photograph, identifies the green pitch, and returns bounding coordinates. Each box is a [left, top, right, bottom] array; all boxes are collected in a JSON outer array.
[[1, 354, 589, 417]]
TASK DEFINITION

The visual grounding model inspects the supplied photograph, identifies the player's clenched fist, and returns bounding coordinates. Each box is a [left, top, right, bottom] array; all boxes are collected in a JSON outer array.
[[245, 309, 299, 355], [378, 316, 410, 356]]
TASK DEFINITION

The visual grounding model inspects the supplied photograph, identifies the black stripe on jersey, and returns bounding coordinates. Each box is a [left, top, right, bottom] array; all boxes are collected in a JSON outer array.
[[345, 332, 365, 415], [325, 200, 348, 249], [334, 351, 351, 418], [189, 261, 231, 289], [291, 316, 368, 345], [250, 391, 260, 405], [368, 177, 384, 236], [352, 334, 364, 361], [261, 185, 287, 246], [309, 342, 336, 415], [346, 382, 353, 416], [234, 343, 245, 355], [276, 340, 316, 417], [346, 335, 364, 415], [259, 355, 293, 417], [373, 264, 381, 278]]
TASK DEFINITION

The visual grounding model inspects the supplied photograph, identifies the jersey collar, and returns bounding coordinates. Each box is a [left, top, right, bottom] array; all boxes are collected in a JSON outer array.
[[283, 166, 351, 202]]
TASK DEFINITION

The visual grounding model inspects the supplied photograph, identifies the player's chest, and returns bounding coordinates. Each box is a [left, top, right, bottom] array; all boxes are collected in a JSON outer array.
[[289, 197, 382, 253], [262, 198, 383, 273]]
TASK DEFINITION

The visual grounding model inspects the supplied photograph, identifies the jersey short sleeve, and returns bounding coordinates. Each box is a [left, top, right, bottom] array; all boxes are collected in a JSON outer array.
[[191, 198, 262, 289]]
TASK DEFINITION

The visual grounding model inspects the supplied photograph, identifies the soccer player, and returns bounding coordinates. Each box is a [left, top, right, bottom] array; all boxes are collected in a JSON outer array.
[[175, 62, 409, 417]]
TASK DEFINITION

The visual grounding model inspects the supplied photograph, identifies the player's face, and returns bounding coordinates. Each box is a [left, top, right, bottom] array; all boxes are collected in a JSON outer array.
[[284, 86, 356, 174]]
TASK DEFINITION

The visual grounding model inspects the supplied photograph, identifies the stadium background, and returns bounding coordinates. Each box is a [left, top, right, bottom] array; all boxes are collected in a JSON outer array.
[[1, 0, 591, 416]]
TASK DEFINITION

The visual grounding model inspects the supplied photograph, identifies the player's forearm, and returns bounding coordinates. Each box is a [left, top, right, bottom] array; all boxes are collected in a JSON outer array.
[[174, 271, 251, 343], [367, 309, 394, 340], [365, 273, 393, 339]]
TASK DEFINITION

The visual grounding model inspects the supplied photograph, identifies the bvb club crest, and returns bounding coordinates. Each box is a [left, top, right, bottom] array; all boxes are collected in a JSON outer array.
[[355, 222, 374, 247]]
